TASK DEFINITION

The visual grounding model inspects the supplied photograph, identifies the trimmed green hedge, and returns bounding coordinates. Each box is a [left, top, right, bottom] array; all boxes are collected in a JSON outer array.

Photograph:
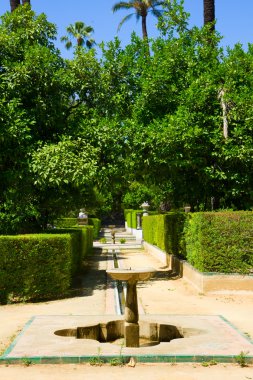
[[88, 218, 101, 239], [55, 218, 78, 228], [124, 209, 143, 229], [0, 226, 94, 304], [0, 234, 72, 303], [48, 226, 93, 274], [55, 218, 100, 238], [185, 212, 253, 274], [142, 211, 253, 274], [142, 212, 186, 256]]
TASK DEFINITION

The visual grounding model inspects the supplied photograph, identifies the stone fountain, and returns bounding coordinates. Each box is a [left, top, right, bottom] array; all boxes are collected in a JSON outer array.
[[106, 267, 156, 347]]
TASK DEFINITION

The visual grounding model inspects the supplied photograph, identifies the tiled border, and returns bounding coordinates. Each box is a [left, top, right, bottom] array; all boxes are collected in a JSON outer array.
[[1, 353, 253, 365]]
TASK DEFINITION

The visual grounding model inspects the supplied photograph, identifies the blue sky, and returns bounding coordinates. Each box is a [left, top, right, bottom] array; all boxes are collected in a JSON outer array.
[[0, 0, 252, 58]]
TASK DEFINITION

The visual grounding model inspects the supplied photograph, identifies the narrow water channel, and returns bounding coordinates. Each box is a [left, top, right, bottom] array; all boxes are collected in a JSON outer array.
[[112, 250, 125, 315]]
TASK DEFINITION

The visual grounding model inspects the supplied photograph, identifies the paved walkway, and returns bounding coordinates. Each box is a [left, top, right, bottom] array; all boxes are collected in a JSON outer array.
[[0, 235, 253, 378]]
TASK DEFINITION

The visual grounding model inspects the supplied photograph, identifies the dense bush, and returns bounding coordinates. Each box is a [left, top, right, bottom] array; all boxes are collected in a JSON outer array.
[[142, 212, 186, 256], [55, 218, 78, 228], [0, 234, 72, 303], [48, 226, 93, 269], [88, 218, 101, 239], [55, 218, 100, 238], [185, 212, 253, 274], [124, 209, 144, 229]]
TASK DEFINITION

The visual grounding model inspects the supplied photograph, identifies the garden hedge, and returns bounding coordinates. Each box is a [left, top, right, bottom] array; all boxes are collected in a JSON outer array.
[[55, 217, 101, 238], [47, 226, 93, 273], [87, 218, 101, 239], [0, 234, 72, 303], [142, 212, 186, 256], [184, 212, 253, 274], [55, 218, 78, 228], [0, 226, 94, 304], [124, 209, 153, 229]]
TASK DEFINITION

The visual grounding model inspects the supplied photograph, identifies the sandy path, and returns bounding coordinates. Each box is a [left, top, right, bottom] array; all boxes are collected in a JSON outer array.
[[0, 248, 252, 379]]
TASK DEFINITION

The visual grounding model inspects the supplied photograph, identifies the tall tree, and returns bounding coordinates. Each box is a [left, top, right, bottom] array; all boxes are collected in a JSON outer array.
[[112, 0, 164, 39], [60, 21, 95, 50], [10, 0, 30, 12], [203, 0, 215, 30], [10, 0, 20, 12]]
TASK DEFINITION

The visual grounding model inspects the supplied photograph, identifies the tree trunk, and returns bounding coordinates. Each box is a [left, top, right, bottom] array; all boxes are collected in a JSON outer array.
[[10, 0, 20, 12], [218, 88, 228, 139], [142, 15, 148, 39], [203, 0, 215, 30]]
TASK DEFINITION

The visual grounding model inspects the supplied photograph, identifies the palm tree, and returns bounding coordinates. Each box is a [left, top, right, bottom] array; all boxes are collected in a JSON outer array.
[[203, 0, 215, 30], [10, 0, 30, 12], [60, 21, 95, 50], [112, 0, 164, 39], [10, 0, 20, 12]]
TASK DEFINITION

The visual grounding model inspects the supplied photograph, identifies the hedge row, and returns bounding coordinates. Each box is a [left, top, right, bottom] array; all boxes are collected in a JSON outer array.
[[55, 218, 101, 238], [142, 212, 186, 256], [87, 218, 101, 239], [142, 211, 253, 275], [185, 212, 253, 274], [0, 234, 72, 303], [0, 226, 94, 304], [124, 209, 141, 229], [124, 209, 157, 229], [47, 226, 93, 274]]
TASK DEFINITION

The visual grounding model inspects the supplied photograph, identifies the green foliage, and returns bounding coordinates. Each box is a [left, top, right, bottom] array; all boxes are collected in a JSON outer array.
[[142, 212, 186, 256], [88, 218, 101, 239], [55, 218, 78, 228], [50, 226, 93, 264], [0, 234, 72, 303], [61, 21, 95, 50], [55, 218, 100, 239], [122, 182, 156, 209], [234, 351, 250, 367], [124, 209, 142, 229], [31, 139, 98, 188], [1, 1, 253, 234], [185, 212, 253, 274]]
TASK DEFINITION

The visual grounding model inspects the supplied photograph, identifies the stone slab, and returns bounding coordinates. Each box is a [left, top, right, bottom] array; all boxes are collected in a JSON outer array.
[[1, 314, 253, 363]]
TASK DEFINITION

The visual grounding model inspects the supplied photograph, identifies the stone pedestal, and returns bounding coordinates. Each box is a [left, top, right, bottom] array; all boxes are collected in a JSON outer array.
[[125, 281, 139, 347], [124, 322, 139, 347], [106, 267, 156, 348]]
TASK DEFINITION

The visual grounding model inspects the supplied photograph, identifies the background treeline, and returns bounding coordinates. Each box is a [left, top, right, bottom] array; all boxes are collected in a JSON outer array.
[[0, 4, 252, 234]]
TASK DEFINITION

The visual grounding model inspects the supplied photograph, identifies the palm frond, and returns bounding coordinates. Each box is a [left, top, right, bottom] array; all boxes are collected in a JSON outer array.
[[117, 13, 134, 31], [65, 41, 73, 50], [112, 1, 135, 12], [150, 8, 163, 18], [60, 36, 69, 42]]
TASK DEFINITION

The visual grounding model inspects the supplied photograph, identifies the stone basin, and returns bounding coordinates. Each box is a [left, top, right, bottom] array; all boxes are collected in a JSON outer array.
[[106, 267, 156, 282]]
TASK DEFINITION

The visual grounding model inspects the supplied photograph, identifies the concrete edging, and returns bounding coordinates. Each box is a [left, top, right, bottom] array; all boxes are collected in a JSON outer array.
[[142, 241, 253, 294]]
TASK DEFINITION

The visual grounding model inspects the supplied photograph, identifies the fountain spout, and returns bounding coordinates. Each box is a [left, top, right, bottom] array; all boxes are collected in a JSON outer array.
[[106, 267, 156, 347]]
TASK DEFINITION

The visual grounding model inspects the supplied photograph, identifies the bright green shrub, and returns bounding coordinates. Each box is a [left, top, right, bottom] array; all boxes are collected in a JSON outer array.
[[49, 228, 83, 275], [124, 209, 133, 228], [142, 212, 186, 256], [55, 217, 100, 239], [88, 218, 101, 239], [0, 234, 72, 303], [124, 209, 143, 229], [55, 218, 77, 228], [81, 226, 93, 257], [49, 226, 93, 267], [185, 212, 253, 274]]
